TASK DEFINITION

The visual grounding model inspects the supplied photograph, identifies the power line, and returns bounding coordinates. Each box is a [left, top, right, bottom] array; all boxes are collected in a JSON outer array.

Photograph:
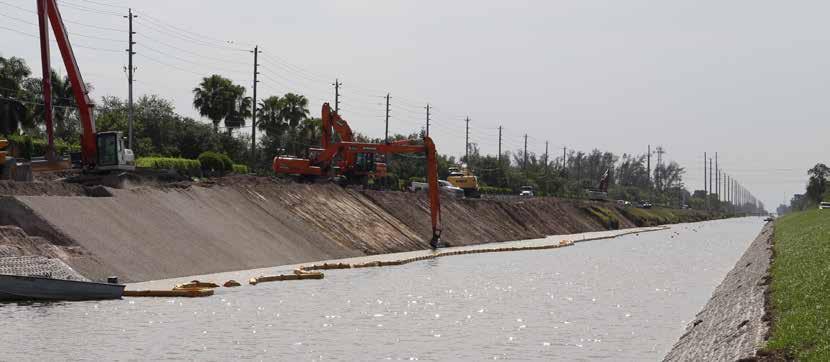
[[58, 0, 123, 16], [134, 33, 249, 66]]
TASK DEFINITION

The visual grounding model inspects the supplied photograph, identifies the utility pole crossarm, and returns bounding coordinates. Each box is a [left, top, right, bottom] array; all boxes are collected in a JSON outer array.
[[384, 93, 390, 144], [425, 104, 430, 137], [250, 45, 261, 168], [332, 79, 342, 113], [124, 8, 137, 150], [465, 117, 470, 163]]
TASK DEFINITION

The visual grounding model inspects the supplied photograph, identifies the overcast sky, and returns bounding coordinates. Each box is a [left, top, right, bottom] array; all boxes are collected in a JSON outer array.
[[3, 0, 829, 209]]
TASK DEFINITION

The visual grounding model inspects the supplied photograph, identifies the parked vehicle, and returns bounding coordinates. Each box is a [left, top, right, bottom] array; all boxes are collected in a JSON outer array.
[[409, 181, 429, 192], [638, 200, 653, 209], [438, 180, 465, 198], [616, 200, 631, 207], [411, 180, 465, 198], [820, 202, 830, 210], [519, 186, 534, 197]]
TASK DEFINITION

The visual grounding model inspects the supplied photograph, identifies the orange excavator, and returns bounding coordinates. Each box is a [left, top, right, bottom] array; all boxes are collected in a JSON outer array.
[[34, 0, 134, 172], [273, 103, 442, 248]]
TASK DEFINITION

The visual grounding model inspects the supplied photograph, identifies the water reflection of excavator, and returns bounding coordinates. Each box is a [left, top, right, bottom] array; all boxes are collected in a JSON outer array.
[[273, 103, 442, 248]]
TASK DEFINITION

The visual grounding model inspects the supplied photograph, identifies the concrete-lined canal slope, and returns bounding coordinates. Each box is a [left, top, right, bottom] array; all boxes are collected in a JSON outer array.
[[664, 223, 773, 361], [0, 176, 717, 282]]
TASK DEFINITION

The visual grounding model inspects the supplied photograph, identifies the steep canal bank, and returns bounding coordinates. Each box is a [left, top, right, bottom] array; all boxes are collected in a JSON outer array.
[[664, 223, 773, 361], [1, 176, 720, 282], [0, 218, 763, 360]]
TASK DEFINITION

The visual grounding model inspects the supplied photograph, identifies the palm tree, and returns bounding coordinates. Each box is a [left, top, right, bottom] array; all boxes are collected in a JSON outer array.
[[278, 93, 309, 155], [193, 75, 234, 133], [223, 84, 251, 133], [296, 117, 322, 158], [257, 96, 287, 138], [279, 93, 309, 129]]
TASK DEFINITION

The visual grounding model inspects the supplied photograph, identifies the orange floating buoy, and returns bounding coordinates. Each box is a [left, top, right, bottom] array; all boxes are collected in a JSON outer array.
[[174, 280, 220, 290], [223, 280, 241, 288], [124, 288, 214, 298]]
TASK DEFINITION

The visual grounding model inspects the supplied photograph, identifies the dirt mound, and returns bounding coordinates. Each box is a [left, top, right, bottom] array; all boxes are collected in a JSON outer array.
[[0, 181, 86, 196], [0, 225, 88, 261], [362, 191, 640, 247]]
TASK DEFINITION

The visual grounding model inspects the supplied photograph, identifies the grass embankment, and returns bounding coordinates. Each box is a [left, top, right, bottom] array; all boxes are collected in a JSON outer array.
[[765, 209, 830, 360], [619, 206, 711, 226]]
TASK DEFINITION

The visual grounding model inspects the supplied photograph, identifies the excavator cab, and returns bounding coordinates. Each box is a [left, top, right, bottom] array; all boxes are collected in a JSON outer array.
[[354, 152, 376, 172], [94, 131, 135, 171]]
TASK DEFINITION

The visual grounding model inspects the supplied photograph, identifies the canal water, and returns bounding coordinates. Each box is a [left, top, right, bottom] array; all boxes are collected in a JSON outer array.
[[0, 218, 764, 361]]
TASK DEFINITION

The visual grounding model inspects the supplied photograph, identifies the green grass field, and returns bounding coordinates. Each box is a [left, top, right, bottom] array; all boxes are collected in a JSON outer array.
[[766, 208, 830, 360]]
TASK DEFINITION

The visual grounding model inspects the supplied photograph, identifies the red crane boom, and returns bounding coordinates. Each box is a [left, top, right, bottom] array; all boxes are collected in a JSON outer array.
[[37, 0, 96, 165]]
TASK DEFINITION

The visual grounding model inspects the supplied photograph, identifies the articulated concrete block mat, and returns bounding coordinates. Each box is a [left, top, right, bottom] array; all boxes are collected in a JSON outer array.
[[664, 224, 773, 361], [245, 183, 425, 253], [16, 185, 367, 282], [363, 191, 630, 246]]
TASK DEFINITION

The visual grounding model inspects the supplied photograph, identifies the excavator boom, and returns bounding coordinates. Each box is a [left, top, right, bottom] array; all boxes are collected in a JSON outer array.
[[38, 0, 96, 165], [274, 103, 442, 246]]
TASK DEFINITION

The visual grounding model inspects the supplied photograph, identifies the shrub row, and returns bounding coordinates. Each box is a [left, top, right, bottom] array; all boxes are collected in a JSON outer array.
[[136, 157, 201, 173], [2, 134, 80, 159], [136, 153, 248, 176], [232, 164, 249, 174]]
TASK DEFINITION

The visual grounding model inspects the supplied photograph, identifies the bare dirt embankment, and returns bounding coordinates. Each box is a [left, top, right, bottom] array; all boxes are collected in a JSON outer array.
[[0, 176, 716, 282]]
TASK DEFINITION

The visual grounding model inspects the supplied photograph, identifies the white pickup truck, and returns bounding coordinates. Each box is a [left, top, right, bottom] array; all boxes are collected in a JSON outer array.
[[409, 180, 465, 198]]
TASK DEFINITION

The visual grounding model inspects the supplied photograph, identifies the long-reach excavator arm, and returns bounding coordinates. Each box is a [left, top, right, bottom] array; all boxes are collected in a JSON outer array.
[[33, 0, 134, 172], [274, 103, 442, 247], [38, 0, 96, 164]]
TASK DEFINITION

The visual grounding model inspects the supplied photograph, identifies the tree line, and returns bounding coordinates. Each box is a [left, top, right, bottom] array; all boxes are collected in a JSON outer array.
[[3, 54, 716, 209], [777, 163, 829, 214]]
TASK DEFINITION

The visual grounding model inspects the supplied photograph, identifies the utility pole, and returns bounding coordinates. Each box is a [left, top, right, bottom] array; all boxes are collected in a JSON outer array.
[[124, 8, 137, 150], [728, 176, 731, 205], [384, 93, 390, 144], [715, 152, 719, 200], [425, 103, 430, 137], [523, 134, 528, 171], [655, 146, 664, 191], [709, 158, 713, 202], [497, 126, 502, 162], [647, 145, 652, 187], [332, 79, 341, 113], [465, 117, 470, 163], [250, 45, 261, 168], [562, 147, 567, 172], [544, 141, 549, 174], [704, 152, 707, 195]]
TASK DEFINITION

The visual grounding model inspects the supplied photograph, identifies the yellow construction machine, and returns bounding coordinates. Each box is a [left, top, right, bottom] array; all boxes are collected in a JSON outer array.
[[0, 139, 32, 181], [447, 165, 481, 198]]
